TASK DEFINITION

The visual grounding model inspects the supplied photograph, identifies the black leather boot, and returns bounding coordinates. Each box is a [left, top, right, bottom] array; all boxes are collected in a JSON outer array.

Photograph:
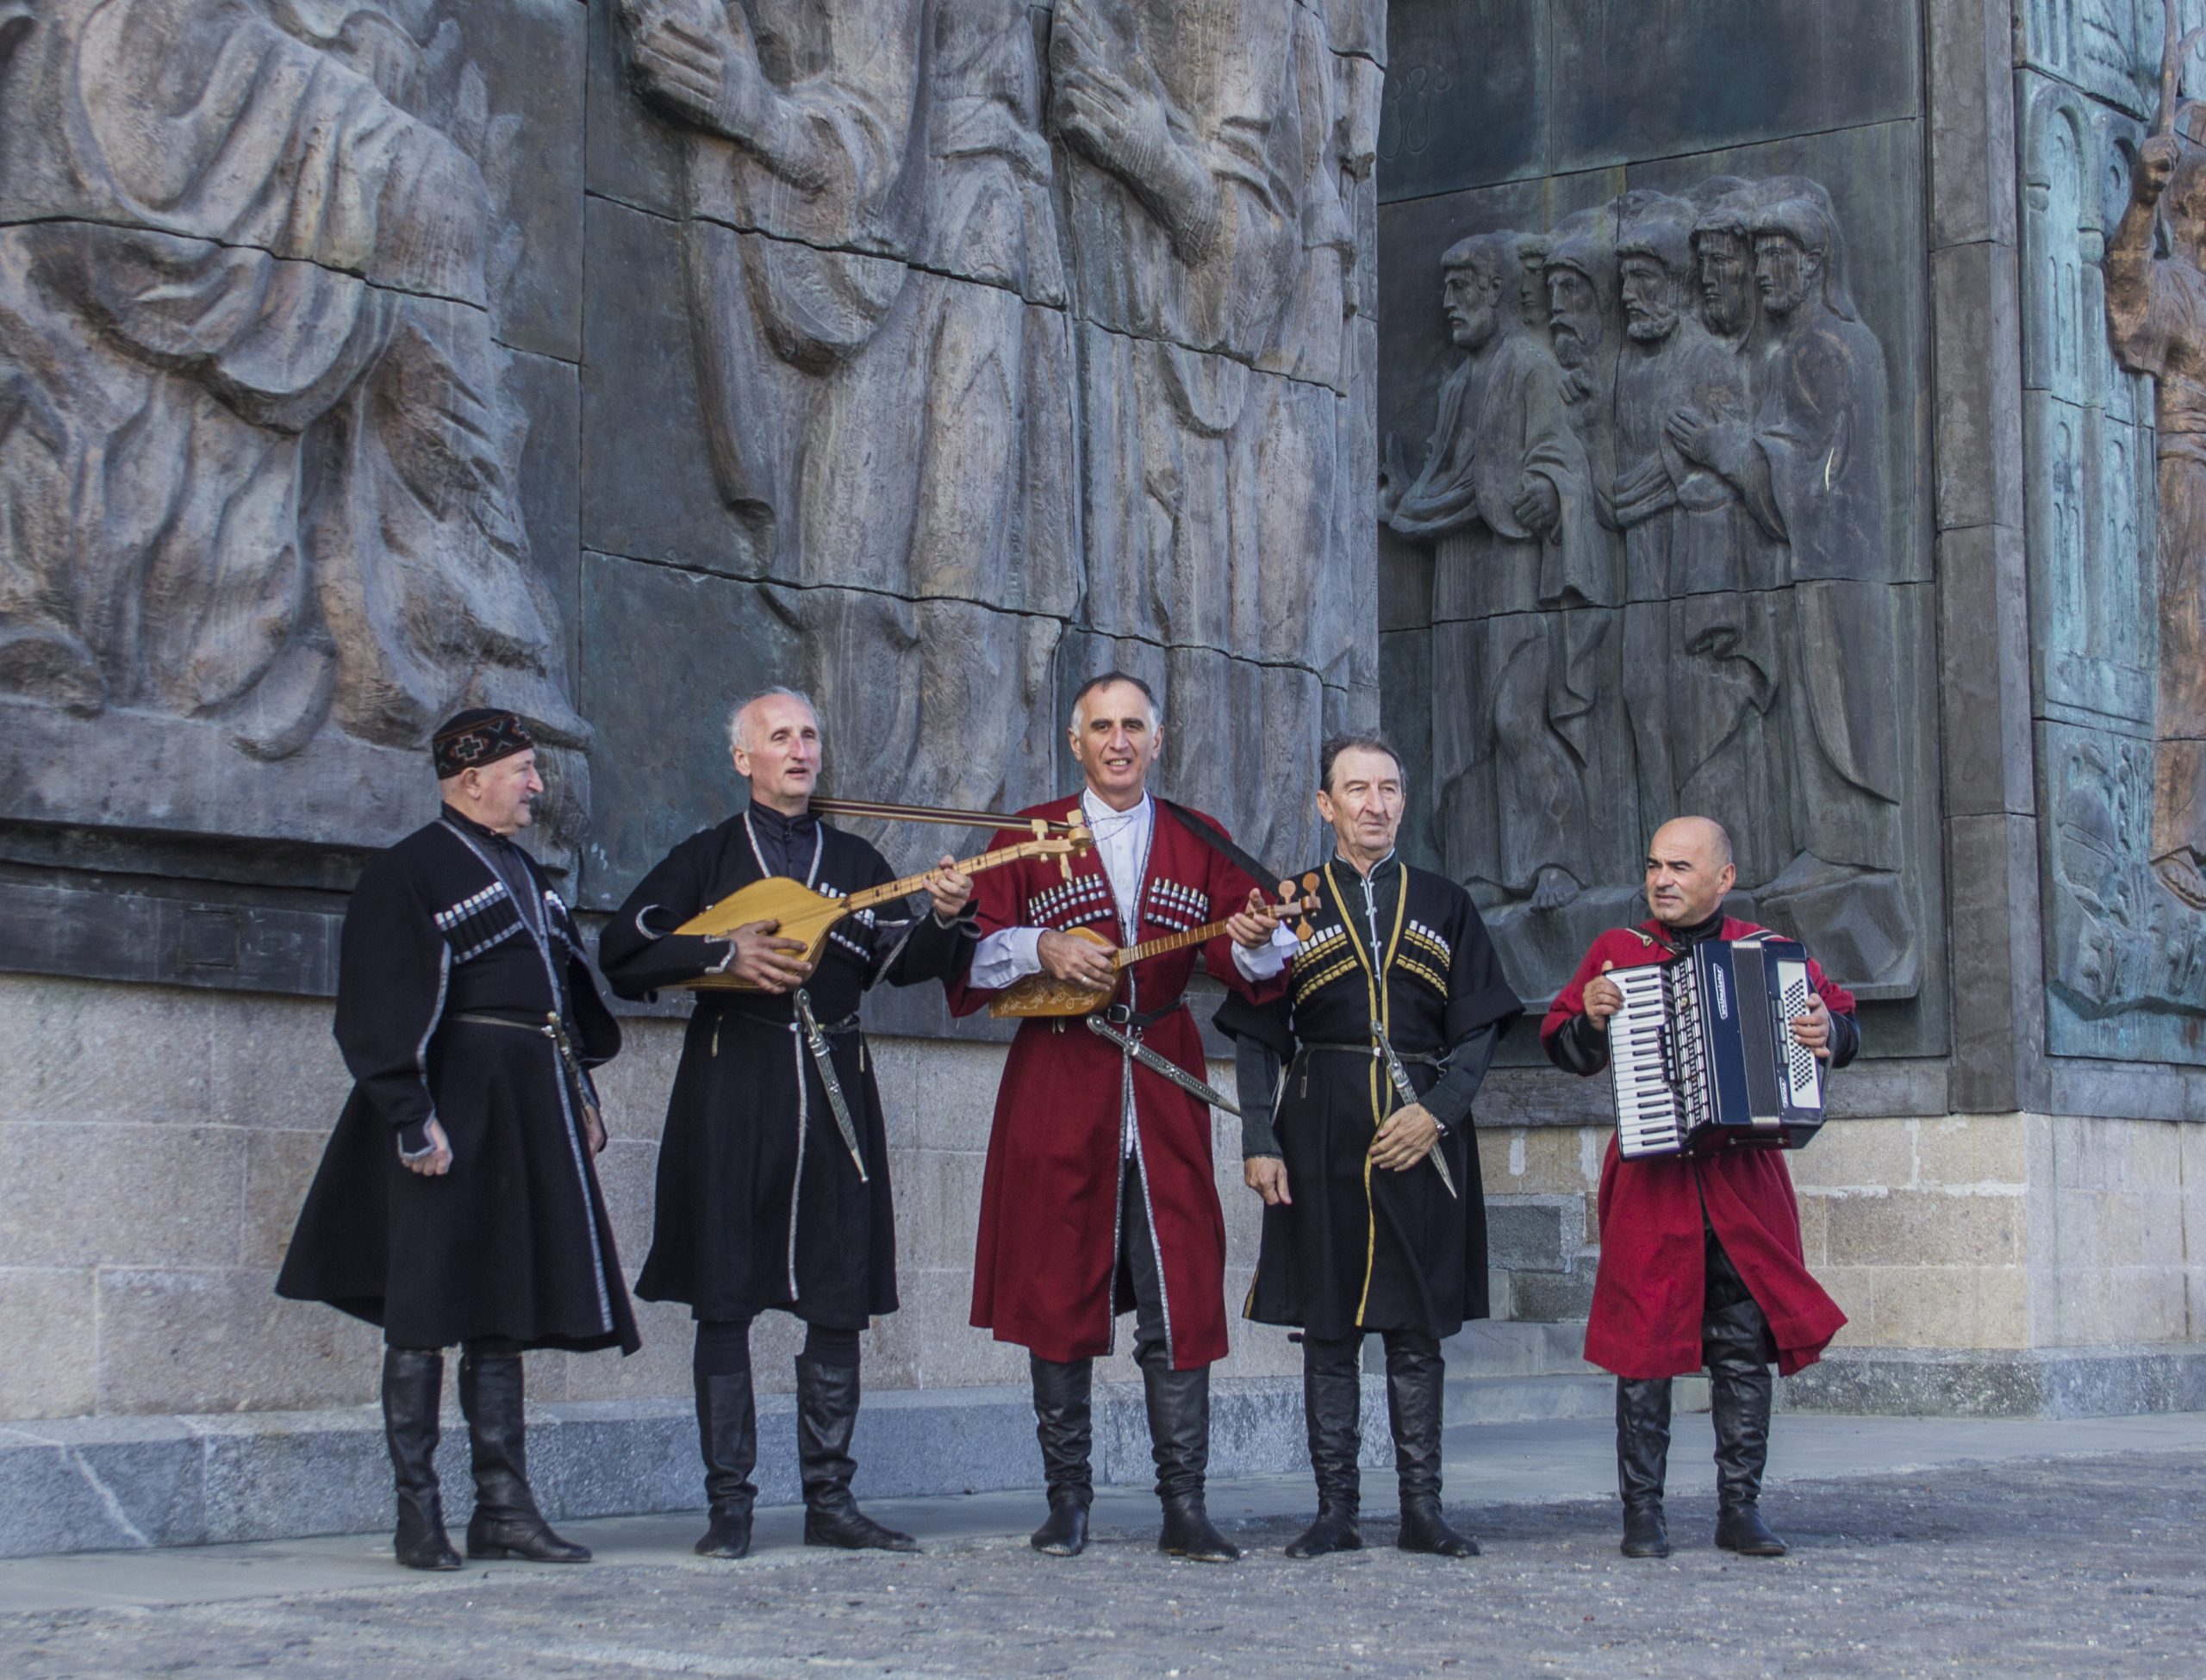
[[694, 1370, 758, 1559], [1706, 1291, 1786, 1558], [1286, 1335, 1362, 1559], [1386, 1332, 1476, 1557], [1144, 1354, 1238, 1562], [458, 1344, 590, 1563], [383, 1348, 460, 1571], [1029, 1356, 1094, 1557], [1616, 1377, 1673, 1559], [796, 1357, 919, 1552]]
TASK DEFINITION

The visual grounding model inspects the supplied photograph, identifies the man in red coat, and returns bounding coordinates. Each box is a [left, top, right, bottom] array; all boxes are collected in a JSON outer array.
[[1542, 816, 1854, 1560], [947, 672, 1289, 1563]]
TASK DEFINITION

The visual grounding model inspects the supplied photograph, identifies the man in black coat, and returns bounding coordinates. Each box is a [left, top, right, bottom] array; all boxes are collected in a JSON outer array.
[[600, 688, 974, 1560], [279, 709, 638, 1571]]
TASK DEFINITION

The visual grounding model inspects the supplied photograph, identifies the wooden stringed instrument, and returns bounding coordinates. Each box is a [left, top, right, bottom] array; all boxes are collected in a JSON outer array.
[[990, 874, 1323, 1019], [675, 822, 1093, 992]]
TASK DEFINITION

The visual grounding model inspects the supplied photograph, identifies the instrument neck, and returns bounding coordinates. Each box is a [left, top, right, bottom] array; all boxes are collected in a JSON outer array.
[[1115, 916, 1236, 969], [841, 839, 1039, 915]]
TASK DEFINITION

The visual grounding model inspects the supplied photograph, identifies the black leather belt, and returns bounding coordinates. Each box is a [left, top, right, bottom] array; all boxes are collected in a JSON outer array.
[[1101, 1000, 1184, 1031], [1298, 1040, 1447, 1067]]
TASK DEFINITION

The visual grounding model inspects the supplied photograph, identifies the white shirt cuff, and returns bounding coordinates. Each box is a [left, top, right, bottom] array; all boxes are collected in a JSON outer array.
[[969, 926, 1045, 989], [1231, 924, 1297, 981]]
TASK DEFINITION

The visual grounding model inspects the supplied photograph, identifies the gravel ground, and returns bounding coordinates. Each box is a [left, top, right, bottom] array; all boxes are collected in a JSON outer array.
[[5, 1450, 2199, 1678]]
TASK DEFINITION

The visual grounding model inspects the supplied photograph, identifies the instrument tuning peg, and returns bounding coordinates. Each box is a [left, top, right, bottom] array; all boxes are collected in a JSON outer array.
[[1293, 918, 1313, 943], [1301, 872, 1320, 893], [1276, 879, 1295, 901]]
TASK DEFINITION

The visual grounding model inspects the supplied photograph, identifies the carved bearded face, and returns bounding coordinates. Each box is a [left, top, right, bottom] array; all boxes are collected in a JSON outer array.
[[1442, 261, 1501, 351], [1696, 231, 1755, 336], [1546, 266, 1601, 368], [1618, 254, 1681, 342], [1753, 233, 1818, 318]]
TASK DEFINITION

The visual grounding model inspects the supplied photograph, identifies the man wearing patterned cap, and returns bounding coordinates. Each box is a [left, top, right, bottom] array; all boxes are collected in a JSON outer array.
[[278, 709, 637, 1572]]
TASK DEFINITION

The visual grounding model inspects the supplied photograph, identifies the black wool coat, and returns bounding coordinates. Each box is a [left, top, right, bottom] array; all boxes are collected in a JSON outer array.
[[1223, 857, 1522, 1341], [598, 812, 972, 1328], [277, 812, 639, 1354]]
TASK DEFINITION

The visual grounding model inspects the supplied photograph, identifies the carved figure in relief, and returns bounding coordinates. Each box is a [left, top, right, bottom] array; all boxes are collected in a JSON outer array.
[[1611, 195, 1784, 885], [1544, 208, 1623, 532], [0, 2, 585, 811], [1049, 0, 1346, 862], [2106, 111, 2206, 906], [620, 0, 1075, 819], [1380, 233, 1606, 912], [1665, 177, 1912, 980]]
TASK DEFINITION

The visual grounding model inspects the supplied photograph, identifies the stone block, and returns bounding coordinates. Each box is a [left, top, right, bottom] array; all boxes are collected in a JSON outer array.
[[1794, 1191, 1829, 1266], [205, 993, 346, 1133], [458, 0, 589, 363], [571, 554, 801, 910], [241, 1129, 332, 1272], [0, 1125, 244, 1269], [1974, 1265, 2030, 1347], [1509, 1267, 1595, 1322], [1376, 0, 1549, 202], [1785, 1117, 1917, 1193], [1826, 1190, 2022, 1269], [870, 1037, 1013, 1156], [0, 1414, 206, 1557], [510, 349, 584, 692], [532, 1400, 698, 1521], [1867, 1265, 2000, 1348], [1914, 1113, 2028, 1188], [1485, 1199, 1571, 1272], [1549, 0, 1921, 176], [1928, 0, 2019, 250], [564, 1298, 696, 1404], [1944, 812, 2046, 1114], [590, 1017, 686, 1143], [1935, 524, 2035, 821], [95, 1272, 380, 1416], [1934, 237, 2026, 532], [0, 1270, 97, 1422], [577, 198, 746, 577], [889, 1149, 994, 1272], [0, 977, 215, 1127], [194, 1407, 393, 1546], [589, 1138, 662, 1269], [583, 0, 684, 217]]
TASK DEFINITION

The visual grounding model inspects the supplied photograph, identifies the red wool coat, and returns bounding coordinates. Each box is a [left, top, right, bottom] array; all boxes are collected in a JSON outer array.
[[1542, 918, 1853, 1379], [946, 796, 1282, 1369]]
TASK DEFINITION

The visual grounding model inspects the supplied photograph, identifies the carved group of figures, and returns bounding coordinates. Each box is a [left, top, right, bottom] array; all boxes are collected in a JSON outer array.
[[1382, 177, 1916, 998], [619, 0, 1380, 865], [0, 0, 1381, 871]]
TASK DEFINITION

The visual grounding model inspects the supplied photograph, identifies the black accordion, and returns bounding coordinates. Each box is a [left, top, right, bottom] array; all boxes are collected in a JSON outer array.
[[1606, 936, 1826, 1159]]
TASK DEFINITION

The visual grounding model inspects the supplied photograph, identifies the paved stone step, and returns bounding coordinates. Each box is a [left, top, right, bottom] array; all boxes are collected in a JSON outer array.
[[1443, 1372, 1611, 1426], [1440, 1318, 1590, 1378]]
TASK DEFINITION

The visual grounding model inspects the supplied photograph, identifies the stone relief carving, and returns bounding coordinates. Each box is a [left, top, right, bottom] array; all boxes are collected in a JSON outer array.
[[614, 0, 1377, 868], [1385, 177, 1919, 1002], [0, 2, 589, 842]]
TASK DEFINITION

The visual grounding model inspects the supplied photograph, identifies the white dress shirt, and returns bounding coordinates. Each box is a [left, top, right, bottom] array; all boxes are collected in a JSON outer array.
[[969, 788, 1293, 987]]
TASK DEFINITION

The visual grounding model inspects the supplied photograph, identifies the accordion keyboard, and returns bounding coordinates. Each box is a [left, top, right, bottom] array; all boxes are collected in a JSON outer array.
[[1609, 966, 1685, 1158], [1775, 958, 1823, 1110]]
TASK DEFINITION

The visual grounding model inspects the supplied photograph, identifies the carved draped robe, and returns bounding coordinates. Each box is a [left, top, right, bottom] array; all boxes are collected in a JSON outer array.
[[0, 0, 578, 752], [1386, 326, 1608, 899]]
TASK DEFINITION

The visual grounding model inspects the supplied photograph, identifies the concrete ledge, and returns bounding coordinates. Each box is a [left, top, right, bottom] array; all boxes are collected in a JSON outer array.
[[1782, 1345, 2206, 1419], [0, 1376, 1397, 1561]]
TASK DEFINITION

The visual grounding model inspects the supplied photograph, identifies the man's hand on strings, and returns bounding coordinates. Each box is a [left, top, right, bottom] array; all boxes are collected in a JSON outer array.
[[721, 919, 813, 992], [924, 855, 974, 920], [1370, 1103, 1440, 1171], [1226, 888, 1283, 950], [1039, 929, 1117, 988]]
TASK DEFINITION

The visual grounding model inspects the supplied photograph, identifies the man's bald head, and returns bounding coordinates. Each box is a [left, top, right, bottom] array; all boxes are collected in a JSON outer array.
[[1643, 816, 1736, 927]]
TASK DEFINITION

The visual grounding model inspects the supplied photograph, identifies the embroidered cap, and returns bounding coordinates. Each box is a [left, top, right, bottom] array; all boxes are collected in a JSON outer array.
[[433, 708, 534, 779]]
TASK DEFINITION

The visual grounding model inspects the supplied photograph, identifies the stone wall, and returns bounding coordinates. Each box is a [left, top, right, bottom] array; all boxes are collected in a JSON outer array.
[[0, 973, 1302, 1423], [0, 0, 1385, 990]]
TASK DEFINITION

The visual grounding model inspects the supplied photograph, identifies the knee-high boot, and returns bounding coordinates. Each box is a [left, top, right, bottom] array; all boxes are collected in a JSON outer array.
[[1705, 1296, 1785, 1557], [693, 1368, 757, 1559], [1616, 1377, 1673, 1558], [383, 1348, 459, 1571], [1286, 1335, 1363, 1559], [796, 1356, 919, 1552], [1029, 1355, 1094, 1556], [1144, 1351, 1238, 1562], [459, 1343, 589, 1563], [1387, 1331, 1476, 1557]]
